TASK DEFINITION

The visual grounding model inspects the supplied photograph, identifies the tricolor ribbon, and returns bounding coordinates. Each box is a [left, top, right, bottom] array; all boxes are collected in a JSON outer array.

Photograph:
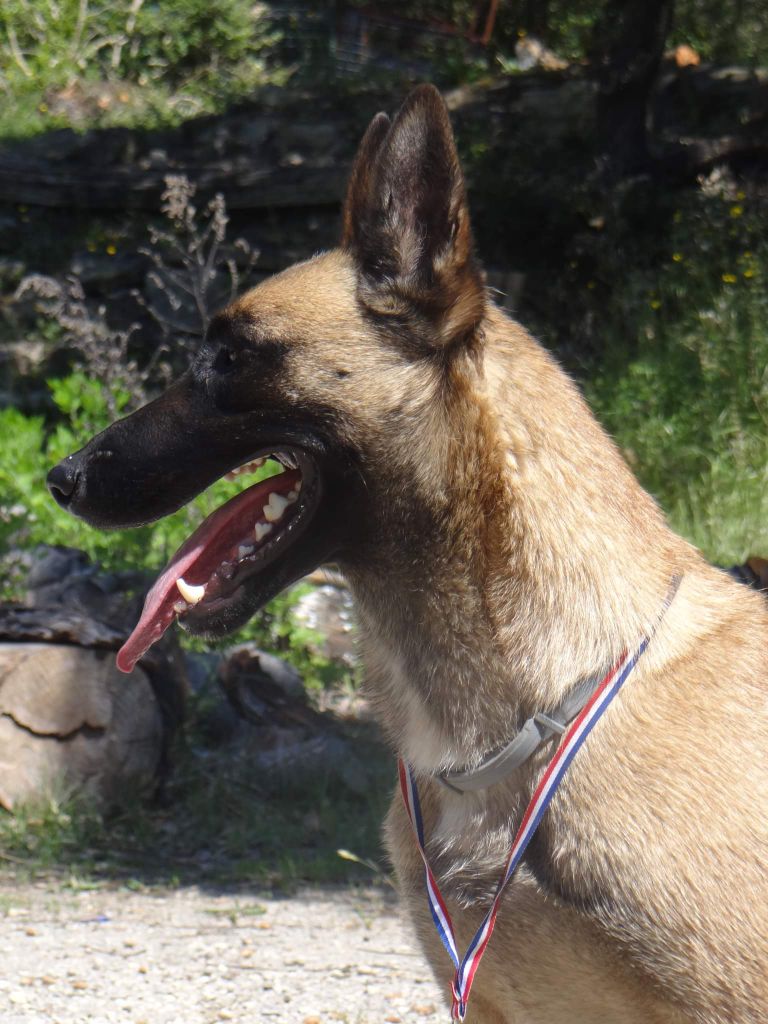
[[399, 578, 680, 1020]]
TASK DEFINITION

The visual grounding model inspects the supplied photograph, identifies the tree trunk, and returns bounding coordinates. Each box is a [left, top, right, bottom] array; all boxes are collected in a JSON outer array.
[[592, 0, 675, 178]]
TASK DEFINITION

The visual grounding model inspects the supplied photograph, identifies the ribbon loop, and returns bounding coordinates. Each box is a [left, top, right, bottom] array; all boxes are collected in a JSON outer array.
[[399, 577, 680, 1020]]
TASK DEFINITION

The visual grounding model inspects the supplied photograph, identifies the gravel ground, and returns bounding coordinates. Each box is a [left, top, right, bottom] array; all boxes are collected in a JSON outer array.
[[0, 880, 444, 1024]]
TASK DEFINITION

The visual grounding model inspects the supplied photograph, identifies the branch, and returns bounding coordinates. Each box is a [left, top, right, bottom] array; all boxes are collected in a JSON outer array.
[[5, 24, 33, 77]]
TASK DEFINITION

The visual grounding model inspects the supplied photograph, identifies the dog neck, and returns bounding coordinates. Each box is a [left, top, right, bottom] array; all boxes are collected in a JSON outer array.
[[344, 304, 691, 775]]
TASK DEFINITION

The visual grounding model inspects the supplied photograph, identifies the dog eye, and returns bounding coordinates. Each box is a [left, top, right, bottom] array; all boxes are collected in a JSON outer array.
[[212, 346, 237, 374]]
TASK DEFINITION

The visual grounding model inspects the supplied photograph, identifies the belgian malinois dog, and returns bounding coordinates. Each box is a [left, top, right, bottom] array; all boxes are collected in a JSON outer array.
[[48, 86, 767, 1022]]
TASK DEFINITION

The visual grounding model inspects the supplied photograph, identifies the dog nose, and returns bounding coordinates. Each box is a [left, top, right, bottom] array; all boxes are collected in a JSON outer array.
[[47, 458, 80, 507]]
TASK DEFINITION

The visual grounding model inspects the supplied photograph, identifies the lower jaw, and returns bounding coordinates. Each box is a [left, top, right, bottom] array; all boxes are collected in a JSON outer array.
[[178, 524, 339, 639]]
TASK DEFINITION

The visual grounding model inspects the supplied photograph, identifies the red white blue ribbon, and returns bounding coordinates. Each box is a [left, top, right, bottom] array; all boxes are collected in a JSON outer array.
[[399, 581, 679, 1020]]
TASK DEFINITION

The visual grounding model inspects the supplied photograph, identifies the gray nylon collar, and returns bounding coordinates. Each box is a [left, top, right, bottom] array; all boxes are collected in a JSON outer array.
[[439, 574, 683, 794], [438, 673, 604, 794]]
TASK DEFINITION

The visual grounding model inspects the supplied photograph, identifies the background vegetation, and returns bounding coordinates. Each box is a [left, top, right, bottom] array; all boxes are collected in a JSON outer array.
[[1, 0, 767, 881]]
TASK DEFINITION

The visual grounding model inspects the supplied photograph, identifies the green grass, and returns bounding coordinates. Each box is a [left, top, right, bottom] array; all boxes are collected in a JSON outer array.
[[583, 186, 768, 564], [0, 711, 395, 891], [0, 0, 287, 141]]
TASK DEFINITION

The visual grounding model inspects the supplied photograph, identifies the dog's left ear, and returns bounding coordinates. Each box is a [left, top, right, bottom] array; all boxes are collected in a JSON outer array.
[[342, 84, 485, 351]]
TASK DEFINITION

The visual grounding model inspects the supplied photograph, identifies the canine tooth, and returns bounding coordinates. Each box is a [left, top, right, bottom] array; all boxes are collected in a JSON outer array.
[[254, 522, 273, 542], [264, 492, 289, 522], [173, 600, 188, 614], [238, 543, 255, 559], [176, 577, 205, 605]]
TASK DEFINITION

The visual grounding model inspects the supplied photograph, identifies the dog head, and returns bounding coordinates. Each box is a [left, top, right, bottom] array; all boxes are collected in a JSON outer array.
[[47, 85, 488, 670]]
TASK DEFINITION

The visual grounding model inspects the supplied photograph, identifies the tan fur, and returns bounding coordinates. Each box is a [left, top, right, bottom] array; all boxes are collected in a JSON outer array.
[[221, 89, 768, 1022]]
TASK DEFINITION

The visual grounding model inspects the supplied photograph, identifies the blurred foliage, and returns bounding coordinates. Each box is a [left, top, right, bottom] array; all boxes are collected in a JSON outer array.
[[0, 0, 284, 138], [2, 0, 768, 661], [583, 182, 768, 564], [342, 0, 768, 67], [0, 0, 767, 872], [4, 1, 768, 139]]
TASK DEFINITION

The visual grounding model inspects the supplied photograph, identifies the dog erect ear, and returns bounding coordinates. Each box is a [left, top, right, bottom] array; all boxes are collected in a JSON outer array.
[[341, 111, 391, 249], [341, 84, 485, 350]]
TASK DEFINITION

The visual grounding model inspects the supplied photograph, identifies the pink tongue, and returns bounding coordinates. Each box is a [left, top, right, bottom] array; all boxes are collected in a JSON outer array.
[[116, 469, 299, 673]]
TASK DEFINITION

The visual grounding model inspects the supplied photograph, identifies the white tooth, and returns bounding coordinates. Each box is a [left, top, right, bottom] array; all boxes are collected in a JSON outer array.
[[287, 489, 299, 503], [264, 492, 289, 522], [173, 600, 188, 614], [254, 522, 273, 542], [176, 577, 205, 605], [238, 543, 255, 559]]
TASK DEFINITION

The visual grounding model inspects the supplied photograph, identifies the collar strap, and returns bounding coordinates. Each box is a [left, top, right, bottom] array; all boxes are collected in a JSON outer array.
[[405, 575, 682, 1020], [439, 570, 683, 794], [439, 673, 600, 793]]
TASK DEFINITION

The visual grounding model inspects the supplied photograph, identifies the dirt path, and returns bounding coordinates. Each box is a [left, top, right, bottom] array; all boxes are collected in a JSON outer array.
[[0, 881, 444, 1024]]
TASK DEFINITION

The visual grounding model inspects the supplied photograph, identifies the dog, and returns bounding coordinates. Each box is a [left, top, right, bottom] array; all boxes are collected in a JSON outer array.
[[47, 85, 767, 1022]]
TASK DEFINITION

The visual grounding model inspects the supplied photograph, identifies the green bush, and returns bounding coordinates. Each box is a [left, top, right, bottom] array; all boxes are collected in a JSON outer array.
[[0, 0, 270, 87], [0, 0, 282, 138], [584, 185, 768, 563]]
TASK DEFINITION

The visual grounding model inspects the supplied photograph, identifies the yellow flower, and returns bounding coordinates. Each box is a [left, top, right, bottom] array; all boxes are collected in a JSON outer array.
[[673, 210, 682, 223], [650, 299, 661, 310], [743, 251, 753, 260], [736, 190, 746, 200], [722, 273, 738, 284], [743, 268, 755, 279], [672, 252, 683, 263], [86, 242, 97, 253], [586, 280, 596, 290], [38, 103, 48, 113], [106, 244, 117, 256], [729, 205, 743, 218]]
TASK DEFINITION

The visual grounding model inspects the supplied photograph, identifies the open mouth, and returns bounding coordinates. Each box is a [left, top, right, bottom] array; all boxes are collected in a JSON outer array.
[[116, 448, 321, 673]]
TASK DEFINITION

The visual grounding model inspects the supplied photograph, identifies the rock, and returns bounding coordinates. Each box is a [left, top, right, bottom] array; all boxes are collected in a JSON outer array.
[[0, 643, 162, 810], [292, 583, 357, 667], [221, 644, 305, 701], [184, 650, 223, 694], [20, 544, 146, 634], [25, 544, 95, 590], [219, 648, 320, 730], [217, 639, 368, 792], [251, 732, 368, 795], [1, 545, 188, 765], [514, 36, 568, 72]]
